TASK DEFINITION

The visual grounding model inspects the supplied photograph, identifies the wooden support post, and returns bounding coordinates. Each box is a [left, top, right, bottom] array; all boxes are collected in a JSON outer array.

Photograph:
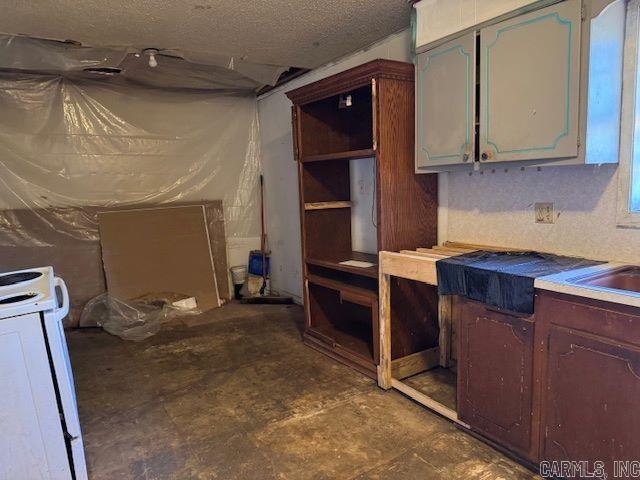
[[377, 270, 392, 389], [438, 295, 453, 368]]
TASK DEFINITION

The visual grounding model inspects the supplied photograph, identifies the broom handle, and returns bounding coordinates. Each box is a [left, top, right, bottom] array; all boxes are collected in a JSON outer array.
[[260, 175, 267, 289]]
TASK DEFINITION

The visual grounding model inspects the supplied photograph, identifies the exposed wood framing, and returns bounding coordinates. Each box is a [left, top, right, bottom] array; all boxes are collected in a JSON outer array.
[[400, 250, 449, 259], [444, 241, 522, 253], [304, 201, 352, 210], [377, 271, 392, 390], [378, 244, 477, 425], [392, 379, 469, 427], [431, 245, 472, 254], [379, 251, 439, 284], [438, 295, 453, 368], [391, 346, 440, 380]]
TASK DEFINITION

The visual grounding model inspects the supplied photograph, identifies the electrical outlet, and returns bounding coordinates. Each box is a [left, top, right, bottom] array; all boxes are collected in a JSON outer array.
[[535, 202, 555, 224]]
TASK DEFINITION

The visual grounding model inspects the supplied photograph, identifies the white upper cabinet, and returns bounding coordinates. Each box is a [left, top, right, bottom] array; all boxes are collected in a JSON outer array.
[[416, 33, 476, 168], [479, 0, 582, 163], [415, 0, 625, 171], [415, 0, 540, 49]]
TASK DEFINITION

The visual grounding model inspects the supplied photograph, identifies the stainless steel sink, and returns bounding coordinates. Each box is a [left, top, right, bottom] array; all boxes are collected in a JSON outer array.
[[572, 266, 640, 295]]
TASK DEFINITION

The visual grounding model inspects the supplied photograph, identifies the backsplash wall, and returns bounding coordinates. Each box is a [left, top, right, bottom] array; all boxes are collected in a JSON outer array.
[[445, 163, 639, 262]]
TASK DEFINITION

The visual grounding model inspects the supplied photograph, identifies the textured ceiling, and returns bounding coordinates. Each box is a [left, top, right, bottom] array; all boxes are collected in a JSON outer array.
[[1, 0, 412, 69]]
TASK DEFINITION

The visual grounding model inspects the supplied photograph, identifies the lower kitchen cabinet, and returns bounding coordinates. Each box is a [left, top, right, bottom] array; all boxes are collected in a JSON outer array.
[[538, 292, 640, 478], [457, 298, 537, 461], [454, 290, 640, 473]]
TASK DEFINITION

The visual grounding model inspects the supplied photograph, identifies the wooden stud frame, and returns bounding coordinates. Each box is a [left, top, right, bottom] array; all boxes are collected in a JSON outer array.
[[377, 245, 477, 426]]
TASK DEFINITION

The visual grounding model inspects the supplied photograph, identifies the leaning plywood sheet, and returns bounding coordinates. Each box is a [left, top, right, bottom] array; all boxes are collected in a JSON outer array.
[[202, 201, 231, 302], [98, 205, 220, 311]]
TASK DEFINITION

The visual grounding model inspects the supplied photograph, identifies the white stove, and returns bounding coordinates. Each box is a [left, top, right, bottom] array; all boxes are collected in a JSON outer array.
[[0, 267, 56, 315], [0, 267, 88, 480]]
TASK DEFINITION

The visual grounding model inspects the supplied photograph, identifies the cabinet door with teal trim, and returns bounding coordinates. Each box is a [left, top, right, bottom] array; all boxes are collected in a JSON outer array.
[[479, 0, 581, 163], [416, 33, 476, 169]]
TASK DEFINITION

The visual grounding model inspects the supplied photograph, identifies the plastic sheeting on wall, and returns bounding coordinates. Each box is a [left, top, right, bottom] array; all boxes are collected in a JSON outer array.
[[0, 72, 261, 248]]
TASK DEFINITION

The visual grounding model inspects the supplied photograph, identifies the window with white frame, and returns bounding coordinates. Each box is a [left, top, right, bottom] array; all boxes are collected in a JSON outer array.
[[619, 0, 640, 224], [632, 22, 640, 213]]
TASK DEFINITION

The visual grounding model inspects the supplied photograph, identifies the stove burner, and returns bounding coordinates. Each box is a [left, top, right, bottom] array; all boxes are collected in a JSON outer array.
[[0, 292, 38, 304], [0, 271, 42, 287]]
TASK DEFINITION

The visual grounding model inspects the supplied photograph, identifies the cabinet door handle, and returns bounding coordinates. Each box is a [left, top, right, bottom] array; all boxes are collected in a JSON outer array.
[[462, 144, 472, 162], [481, 152, 489, 161]]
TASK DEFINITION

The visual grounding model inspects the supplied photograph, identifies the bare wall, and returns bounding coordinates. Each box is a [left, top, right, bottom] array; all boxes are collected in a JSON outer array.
[[445, 165, 639, 262]]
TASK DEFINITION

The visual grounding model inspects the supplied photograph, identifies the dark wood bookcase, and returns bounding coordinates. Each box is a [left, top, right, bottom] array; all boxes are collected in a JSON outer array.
[[287, 59, 439, 378]]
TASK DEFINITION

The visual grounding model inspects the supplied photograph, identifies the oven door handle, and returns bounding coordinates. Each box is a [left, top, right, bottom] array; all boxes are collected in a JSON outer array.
[[54, 276, 70, 322]]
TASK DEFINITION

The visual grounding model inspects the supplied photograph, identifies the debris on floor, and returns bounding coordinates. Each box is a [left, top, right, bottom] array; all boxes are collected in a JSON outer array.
[[69, 302, 537, 479], [80, 292, 200, 341]]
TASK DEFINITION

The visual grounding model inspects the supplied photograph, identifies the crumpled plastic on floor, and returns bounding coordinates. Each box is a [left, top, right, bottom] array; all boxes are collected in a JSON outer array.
[[80, 292, 200, 341]]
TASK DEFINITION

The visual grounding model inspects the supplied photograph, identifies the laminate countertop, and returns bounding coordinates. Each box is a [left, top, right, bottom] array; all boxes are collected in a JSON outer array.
[[535, 262, 640, 309]]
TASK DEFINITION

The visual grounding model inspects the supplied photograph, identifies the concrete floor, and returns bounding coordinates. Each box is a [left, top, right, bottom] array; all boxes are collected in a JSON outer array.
[[67, 302, 538, 480], [404, 367, 457, 412]]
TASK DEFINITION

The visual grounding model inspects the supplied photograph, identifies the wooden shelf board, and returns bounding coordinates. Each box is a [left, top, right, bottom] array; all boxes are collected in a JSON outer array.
[[304, 201, 352, 211], [443, 241, 522, 253], [306, 274, 377, 301], [303, 332, 377, 378], [306, 251, 378, 279], [301, 148, 375, 163], [379, 246, 479, 285], [305, 324, 374, 363]]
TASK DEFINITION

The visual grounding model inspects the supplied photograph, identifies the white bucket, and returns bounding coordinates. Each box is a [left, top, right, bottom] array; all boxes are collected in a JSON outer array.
[[230, 265, 247, 285]]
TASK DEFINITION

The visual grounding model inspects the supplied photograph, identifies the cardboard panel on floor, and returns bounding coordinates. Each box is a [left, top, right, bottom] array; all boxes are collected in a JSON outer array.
[[98, 205, 220, 311]]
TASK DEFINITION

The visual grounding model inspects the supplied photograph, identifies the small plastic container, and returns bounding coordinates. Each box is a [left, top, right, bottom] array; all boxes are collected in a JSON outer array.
[[230, 265, 248, 300], [248, 250, 270, 276]]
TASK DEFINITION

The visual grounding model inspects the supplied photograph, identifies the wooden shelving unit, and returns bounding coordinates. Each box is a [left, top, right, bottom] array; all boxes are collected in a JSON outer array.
[[287, 59, 439, 378]]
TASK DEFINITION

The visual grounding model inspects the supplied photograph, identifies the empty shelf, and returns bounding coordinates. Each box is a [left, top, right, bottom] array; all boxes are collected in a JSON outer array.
[[301, 148, 375, 163]]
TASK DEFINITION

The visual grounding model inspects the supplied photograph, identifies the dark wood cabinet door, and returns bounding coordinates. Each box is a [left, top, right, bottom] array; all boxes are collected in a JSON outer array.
[[458, 299, 535, 458], [543, 326, 640, 477]]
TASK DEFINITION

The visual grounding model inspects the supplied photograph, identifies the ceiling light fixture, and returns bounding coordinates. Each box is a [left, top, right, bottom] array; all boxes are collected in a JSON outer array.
[[142, 48, 160, 68], [338, 94, 352, 109]]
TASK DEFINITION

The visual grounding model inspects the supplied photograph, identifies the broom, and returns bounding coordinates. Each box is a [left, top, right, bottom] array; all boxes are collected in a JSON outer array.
[[241, 175, 293, 304]]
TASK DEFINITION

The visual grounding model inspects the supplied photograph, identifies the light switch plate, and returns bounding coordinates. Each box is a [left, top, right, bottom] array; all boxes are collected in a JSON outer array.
[[535, 202, 555, 224]]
